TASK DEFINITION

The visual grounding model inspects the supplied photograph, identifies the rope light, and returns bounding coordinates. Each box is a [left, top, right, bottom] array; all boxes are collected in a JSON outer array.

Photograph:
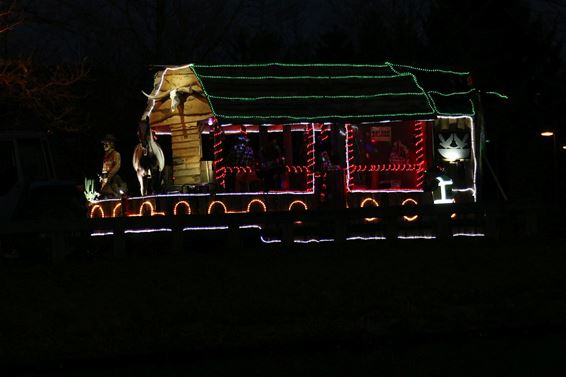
[[207, 92, 425, 101], [194, 63, 392, 69], [485, 91, 508, 100], [129, 201, 166, 217], [414, 121, 427, 189], [208, 200, 227, 214], [196, 74, 408, 80], [361, 197, 380, 222], [408, 74, 437, 116], [285, 165, 310, 173], [384, 61, 470, 76], [306, 124, 316, 192], [247, 199, 267, 212], [173, 201, 191, 215], [401, 198, 419, 222], [213, 122, 226, 188], [225, 166, 254, 173], [193, 62, 470, 76], [346, 124, 355, 191], [350, 164, 419, 172], [428, 94, 476, 116], [191, 64, 475, 120], [209, 112, 436, 121], [428, 89, 475, 97], [112, 203, 122, 218], [89, 204, 105, 218], [289, 200, 308, 211]]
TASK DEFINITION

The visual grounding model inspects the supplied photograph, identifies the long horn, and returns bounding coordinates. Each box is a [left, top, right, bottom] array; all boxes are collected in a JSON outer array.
[[142, 90, 171, 100]]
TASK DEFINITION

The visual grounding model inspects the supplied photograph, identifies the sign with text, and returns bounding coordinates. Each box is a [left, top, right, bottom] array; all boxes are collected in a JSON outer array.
[[370, 126, 391, 142]]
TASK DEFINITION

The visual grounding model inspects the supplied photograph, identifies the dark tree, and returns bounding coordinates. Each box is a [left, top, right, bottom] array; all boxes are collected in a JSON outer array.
[[0, 0, 86, 132], [425, 0, 565, 201]]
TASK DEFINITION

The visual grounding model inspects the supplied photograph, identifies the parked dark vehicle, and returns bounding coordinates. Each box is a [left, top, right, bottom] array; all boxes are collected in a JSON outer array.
[[0, 131, 85, 258]]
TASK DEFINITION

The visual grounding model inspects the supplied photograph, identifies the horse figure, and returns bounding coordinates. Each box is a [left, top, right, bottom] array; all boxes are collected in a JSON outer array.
[[132, 118, 165, 196]]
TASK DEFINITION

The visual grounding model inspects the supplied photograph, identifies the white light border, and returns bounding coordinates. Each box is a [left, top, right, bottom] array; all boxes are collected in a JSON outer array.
[[436, 115, 477, 202]]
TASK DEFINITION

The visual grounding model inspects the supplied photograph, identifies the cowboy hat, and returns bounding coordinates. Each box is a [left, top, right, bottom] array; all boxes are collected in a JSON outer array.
[[101, 134, 118, 144]]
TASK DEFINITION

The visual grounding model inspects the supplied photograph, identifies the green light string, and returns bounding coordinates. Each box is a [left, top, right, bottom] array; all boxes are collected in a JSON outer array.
[[409, 73, 437, 115], [387, 64, 402, 76], [192, 62, 470, 77], [388, 64, 473, 116], [209, 111, 436, 121], [470, 98, 476, 116], [190, 66, 225, 119], [195, 66, 437, 120], [428, 89, 476, 97], [428, 93, 440, 114], [429, 97, 476, 117], [385, 62, 470, 76], [194, 73, 409, 80], [191, 65, 210, 105], [484, 91, 509, 100], [206, 92, 426, 101], [189, 64, 475, 121], [193, 62, 392, 69]]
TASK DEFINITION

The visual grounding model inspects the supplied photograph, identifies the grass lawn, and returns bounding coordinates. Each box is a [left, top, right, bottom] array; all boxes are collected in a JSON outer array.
[[2, 236, 566, 374]]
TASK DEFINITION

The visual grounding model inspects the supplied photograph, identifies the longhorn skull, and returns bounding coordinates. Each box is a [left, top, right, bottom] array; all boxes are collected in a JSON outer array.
[[142, 86, 202, 112]]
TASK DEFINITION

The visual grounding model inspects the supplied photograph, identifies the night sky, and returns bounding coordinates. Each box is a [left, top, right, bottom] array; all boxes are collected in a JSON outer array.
[[2, 0, 566, 198]]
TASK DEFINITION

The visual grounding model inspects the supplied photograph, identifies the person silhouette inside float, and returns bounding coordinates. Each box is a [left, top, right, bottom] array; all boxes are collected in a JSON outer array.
[[258, 138, 284, 192]]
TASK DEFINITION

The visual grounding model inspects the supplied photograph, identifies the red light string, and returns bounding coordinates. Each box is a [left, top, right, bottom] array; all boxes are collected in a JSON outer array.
[[213, 121, 226, 188], [285, 165, 310, 173], [225, 165, 311, 174], [414, 121, 426, 189], [320, 123, 330, 143], [350, 164, 419, 172], [346, 124, 355, 191], [306, 124, 316, 192]]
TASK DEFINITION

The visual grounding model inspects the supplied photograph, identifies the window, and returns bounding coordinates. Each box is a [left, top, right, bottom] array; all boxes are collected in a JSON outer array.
[[347, 121, 427, 191]]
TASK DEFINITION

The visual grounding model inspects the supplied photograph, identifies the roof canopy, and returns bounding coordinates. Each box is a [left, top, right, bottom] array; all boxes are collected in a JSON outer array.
[[191, 62, 476, 124]]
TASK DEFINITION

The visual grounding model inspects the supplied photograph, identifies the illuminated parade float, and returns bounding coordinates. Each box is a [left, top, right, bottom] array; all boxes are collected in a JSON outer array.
[[87, 62, 483, 239]]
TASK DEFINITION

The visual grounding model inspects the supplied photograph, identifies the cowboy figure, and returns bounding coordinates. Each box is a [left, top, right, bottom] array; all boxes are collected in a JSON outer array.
[[100, 134, 127, 198]]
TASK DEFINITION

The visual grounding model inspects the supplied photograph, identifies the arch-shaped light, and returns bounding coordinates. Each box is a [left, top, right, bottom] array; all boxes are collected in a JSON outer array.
[[112, 203, 122, 217], [173, 201, 191, 215], [89, 204, 105, 218], [288, 200, 308, 211], [361, 197, 380, 222], [402, 198, 418, 222], [247, 199, 267, 213], [208, 200, 227, 214]]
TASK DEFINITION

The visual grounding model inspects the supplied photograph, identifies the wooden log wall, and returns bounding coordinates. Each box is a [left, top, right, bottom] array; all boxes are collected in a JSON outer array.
[[171, 122, 203, 185]]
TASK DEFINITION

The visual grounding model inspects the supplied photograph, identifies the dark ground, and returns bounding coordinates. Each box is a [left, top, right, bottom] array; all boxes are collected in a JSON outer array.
[[2, 236, 566, 376]]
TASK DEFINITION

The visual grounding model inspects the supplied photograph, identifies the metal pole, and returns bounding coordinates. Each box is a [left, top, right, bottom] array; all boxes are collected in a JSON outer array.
[[553, 133, 558, 201]]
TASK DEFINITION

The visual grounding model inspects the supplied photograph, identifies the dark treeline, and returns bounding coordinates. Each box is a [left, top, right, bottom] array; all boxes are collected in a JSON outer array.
[[1, 0, 565, 200]]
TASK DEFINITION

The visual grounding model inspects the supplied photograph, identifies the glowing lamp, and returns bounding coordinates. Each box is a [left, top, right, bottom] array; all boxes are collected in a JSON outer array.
[[541, 131, 554, 137], [438, 148, 469, 162]]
